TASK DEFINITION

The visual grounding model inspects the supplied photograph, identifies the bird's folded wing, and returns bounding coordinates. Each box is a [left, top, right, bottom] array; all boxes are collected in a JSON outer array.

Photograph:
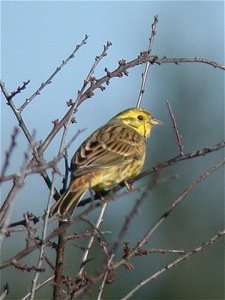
[[70, 124, 145, 177]]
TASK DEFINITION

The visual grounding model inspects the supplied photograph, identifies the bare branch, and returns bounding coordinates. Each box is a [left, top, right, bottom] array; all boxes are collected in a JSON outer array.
[[53, 221, 67, 300], [136, 15, 159, 108], [156, 56, 225, 69], [21, 275, 54, 300], [11, 259, 45, 273], [0, 127, 19, 179], [121, 230, 225, 300], [97, 254, 114, 300], [135, 247, 188, 255], [113, 158, 225, 269], [18, 35, 88, 112], [166, 100, 184, 155], [111, 173, 159, 255], [0, 143, 33, 241], [0, 81, 61, 199], [38, 41, 112, 156], [9, 80, 30, 100], [0, 284, 9, 300], [29, 171, 56, 300], [79, 203, 108, 276], [0, 81, 35, 144], [137, 140, 225, 181], [0, 129, 85, 186]]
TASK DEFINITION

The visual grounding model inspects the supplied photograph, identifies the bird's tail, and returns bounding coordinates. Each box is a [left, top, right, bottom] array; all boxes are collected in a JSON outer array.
[[50, 188, 85, 221]]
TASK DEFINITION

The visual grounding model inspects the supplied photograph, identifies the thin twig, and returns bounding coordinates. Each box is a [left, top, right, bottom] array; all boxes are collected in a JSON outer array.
[[113, 158, 225, 270], [0, 202, 102, 271], [0, 129, 85, 185], [9, 80, 30, 100], [166, 100, 184, 155], [121, 230, 225, 300], [111, 173, 159, 255], [0, 81, 35, 145], [0, 284, 9, 300], [53, 221, 66, 300], [29, 172, 56, 300], [11, 259, 45, 273], [97, 254, 115, 300], [0, 143, 33, 243], [52, 128, 77, 299], [137, 140, 225, 182], [18, 35, 88, 112], [0, 81, 61, 199], [136, 15, 159, 108], [79, 203, 108, 276], [21, 275, 54, 300], [38, 41, 112, 156], [0, 127, 19, 179], [138, 247, 188, 255]]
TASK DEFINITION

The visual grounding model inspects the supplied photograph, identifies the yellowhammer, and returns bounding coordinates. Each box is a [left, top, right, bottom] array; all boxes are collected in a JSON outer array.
[[50, 107, 162, 220]]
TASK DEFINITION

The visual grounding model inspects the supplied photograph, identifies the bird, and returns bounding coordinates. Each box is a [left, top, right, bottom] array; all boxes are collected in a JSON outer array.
[[50, 107, 162, 221]]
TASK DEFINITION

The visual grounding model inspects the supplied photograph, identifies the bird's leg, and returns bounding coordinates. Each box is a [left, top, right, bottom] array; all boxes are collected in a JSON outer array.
[[94, 190, 109, 201], [123, 180, 133, 191]]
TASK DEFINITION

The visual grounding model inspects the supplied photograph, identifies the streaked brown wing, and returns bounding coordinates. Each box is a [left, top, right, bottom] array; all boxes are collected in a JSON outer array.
[[70, 123, 145, 178]]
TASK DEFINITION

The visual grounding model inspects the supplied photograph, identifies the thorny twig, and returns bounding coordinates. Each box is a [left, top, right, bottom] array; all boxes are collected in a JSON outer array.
[[0, 81, 61, 199], [18, 35, 88, 112], [97, 254, 115, 300], [137, 140, 225, 181], [111, 172, 159, 255], [9, 80, 30, 100], [29, 172, 56, 300], [113, 158, 225, 270], [11, 259, 45, 273], [38, 41, 112, 156], [0, 129, 85, 185], [53, 221, 67, 300], [21, 275, 54, 300], [137, 15, 159, 108], [121, 230, 225, 300], [0, 127, 19, 179], [166, 100, 184, 155], [0, 142, 34, 241], [79, 203, 108, 276]]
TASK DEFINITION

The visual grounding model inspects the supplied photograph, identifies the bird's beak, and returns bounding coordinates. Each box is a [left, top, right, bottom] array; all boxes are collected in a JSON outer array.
[[150, 118, 163, 126]]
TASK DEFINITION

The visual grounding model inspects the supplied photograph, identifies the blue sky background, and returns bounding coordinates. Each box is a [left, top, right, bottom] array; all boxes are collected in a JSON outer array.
[[1, 1, 224, 299]]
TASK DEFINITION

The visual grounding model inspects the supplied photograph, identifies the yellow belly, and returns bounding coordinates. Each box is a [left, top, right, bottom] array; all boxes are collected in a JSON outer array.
[[94, 159, 144, 190]]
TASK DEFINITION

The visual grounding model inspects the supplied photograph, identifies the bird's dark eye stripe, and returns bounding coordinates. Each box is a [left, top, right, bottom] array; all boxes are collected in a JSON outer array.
[[137, 115, 144, 120]]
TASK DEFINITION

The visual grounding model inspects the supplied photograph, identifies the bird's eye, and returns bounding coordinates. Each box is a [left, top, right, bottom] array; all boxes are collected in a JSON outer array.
[[137, 115, 144, 120]]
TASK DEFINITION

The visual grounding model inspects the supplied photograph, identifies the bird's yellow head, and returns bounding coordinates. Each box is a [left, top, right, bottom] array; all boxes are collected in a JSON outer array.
[[110, 107, 162, 138]]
